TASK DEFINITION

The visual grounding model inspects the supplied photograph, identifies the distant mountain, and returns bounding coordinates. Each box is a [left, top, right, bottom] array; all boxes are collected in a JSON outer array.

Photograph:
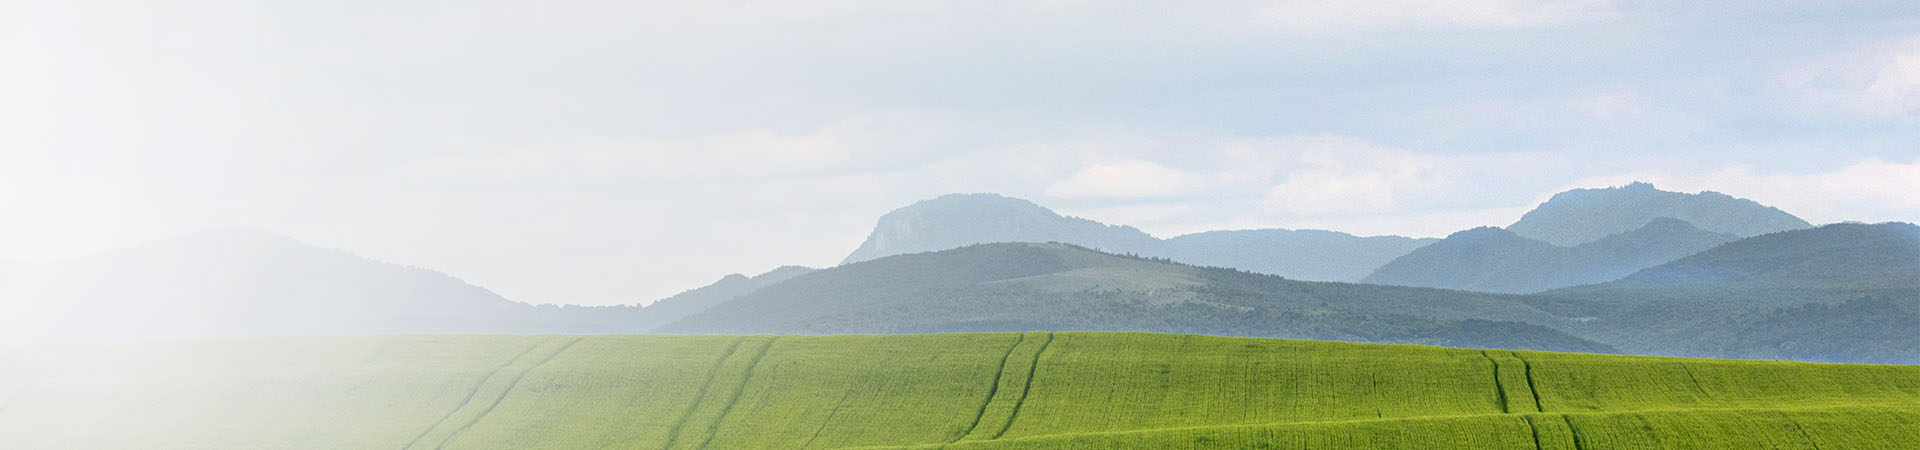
[[841, 194, 1160, 264], [841, 193, 1432, 282], [633, 265, 813, 330], [1608, 222, 1920, 288], [669, 242, 1612, 353], [1533, 223, 1920, 363], [0, 228, 646, 342], [1363, 218, 1739, 293], [1507, 182, 1810, 246], [1157, 230, 1435, 282]]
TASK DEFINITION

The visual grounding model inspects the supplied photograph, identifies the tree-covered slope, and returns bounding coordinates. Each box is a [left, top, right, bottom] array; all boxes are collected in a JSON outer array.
[[671, 242, 1612, 353], [632, 266, 814, 330], [1531, 223, 1920, 363], [3, 333, 1914, 450], [1507, 182, 1810, 246], [1363, 218, 1738, 293]]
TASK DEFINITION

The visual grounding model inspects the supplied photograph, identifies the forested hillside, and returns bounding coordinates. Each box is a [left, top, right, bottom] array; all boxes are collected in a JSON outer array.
[[1363, 218, 1737, 293], [670, 242, 1610, 353]]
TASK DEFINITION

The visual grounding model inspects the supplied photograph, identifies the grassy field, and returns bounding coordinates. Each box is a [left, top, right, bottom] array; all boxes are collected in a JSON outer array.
[[1, 332, 1914, 449]]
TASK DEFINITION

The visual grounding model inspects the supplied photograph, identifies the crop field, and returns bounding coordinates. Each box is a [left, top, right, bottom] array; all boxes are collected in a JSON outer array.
[[0, 332, 1915, 449]]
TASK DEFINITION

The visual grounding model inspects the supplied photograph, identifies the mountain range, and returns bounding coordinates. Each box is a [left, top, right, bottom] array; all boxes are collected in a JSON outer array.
[[842, 193, 1433, 282], [1362, 218, 1740, 293], [0, 228, 646, 342], [1, 183, 1911, 363], [670, 241, 1610, 353]]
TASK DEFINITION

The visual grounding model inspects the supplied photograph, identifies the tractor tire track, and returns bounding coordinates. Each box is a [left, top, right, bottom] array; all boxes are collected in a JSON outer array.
[[1560, 414, 1586, 450], [659, 337, 747, 450], [992, 331, 1054, 440], [1481, 351, 1510, 414], [433, 337, 582, 450], [692, 336, 779, 450], [1522, 415, 1545, 450], [1512, 351, 1546, 413], [799, 388, 857, 450], [951, 333, 1028, 443], [398, 339, 546, 450], [1679, 363, 1713, 400], [1777, 412, 1825, 450]]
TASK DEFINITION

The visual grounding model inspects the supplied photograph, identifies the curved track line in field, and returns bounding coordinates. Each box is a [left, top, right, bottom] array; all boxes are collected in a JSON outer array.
[[433, 337, 583, 450], [1559, 414, 1586, 450], [1777, 411, 1825, 450], [692, 335, 779, 450], [1512, 351, 1546, 413], [799, 389, 858, 450], [1678, 363, 1713, 400], [659, 337, 747, 450], [1521, 415, 1546, 450], [991, 331, 1054, 440], [951, 333, 1028, 443], [1480, 351, 1510, 414], [398, 339, 546, 450]]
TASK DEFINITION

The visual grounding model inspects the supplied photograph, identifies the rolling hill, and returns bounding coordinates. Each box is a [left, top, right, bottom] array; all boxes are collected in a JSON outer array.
[[3, 332, 1914, 449], [0, 228, 647, 342], [669, 242, 1609, 353], [1363, 218, 1739, 293], [840, 193, 1433, 282], [1506, 182, 1810, 246], [632, 266, 814, 330], [1532, 223, 1920, 362]]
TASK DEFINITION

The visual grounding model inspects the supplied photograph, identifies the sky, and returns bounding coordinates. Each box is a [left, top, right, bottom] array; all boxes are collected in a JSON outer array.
[[2, 0, 1918, 305]]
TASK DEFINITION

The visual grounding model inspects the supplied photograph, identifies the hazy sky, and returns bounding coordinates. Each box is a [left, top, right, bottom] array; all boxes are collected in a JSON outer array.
[[3, 1, 1918, 305]]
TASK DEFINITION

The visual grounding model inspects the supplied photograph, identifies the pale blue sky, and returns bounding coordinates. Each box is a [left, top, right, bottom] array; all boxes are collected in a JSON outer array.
[[2, 0, 1917, 304]]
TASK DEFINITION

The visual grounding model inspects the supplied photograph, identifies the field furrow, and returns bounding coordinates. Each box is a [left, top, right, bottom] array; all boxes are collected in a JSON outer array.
[[398, 339, 548, 450], [436, 337, 583, 450], [3, 332, 1916, 450]]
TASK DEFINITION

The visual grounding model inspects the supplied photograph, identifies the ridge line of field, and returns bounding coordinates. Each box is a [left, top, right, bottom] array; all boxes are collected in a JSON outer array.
[[991, 331, 1054, 440], [434, 336, 583, 450], [397, 338, 547, 450], [659, 336, 747, 450], [692, 335, 779, 450], [1481, 350, 1510, 413], [832, 403, 1920, 449], [1512, 351, 1545, 413], [951, 333, 1027, 443]]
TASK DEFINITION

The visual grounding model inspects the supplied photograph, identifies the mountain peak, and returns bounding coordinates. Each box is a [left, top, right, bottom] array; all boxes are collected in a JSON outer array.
[[840, 193, 1157, 265], [1509, 183, 1810, 246]]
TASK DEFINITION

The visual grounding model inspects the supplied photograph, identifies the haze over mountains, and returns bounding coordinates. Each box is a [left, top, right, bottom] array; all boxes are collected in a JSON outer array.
[[842, 193, 1434, 282], [1363, 218, 1741, 293], [1506, 182, 1811, 246], [667, 242, 1611, 353], [1, 182, 1912, 363], [0, 228, 648, 342]]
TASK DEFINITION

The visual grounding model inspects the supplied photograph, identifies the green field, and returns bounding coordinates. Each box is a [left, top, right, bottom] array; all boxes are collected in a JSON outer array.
[[1, 332, 1915, 449]]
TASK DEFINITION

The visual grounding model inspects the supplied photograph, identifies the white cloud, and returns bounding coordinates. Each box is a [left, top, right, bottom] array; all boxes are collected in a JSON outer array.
[[1044, 159, 1206, 199], [1778, 36, 1920, 117]]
